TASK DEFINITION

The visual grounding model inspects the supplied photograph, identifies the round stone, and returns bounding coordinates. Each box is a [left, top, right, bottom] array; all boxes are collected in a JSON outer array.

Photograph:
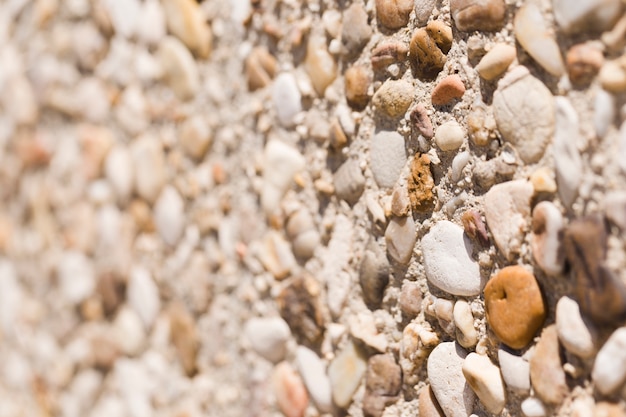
[[372, 79, 413, 118], [434, 120, 465, 151]]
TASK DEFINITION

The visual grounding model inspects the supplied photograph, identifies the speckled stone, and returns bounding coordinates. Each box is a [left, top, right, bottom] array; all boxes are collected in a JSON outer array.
[[407, 153, 435, 213], [432, 75, 465, 106], [277, 276, 324, 350], [530, 325, 567, 405]]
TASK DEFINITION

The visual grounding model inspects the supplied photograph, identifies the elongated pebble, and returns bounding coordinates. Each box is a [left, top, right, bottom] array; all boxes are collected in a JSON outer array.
[[553, 97, 582, 208], [555, 296, 595, 358], [475, 44, 516, 81], [385, 215, 416, 265], [273, 73, 302, 127]]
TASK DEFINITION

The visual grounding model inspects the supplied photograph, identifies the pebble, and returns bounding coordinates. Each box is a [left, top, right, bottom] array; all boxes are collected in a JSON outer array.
[[407, 153, 435, 213], [435, 298, 455, 336], [258, 231, 296, 280], [243, 317, 290, 363], [277, 276, 324, 349], [484, 266, 546, 349], [342, 4, 372, 57], [461, 210, 489, 246], [467, 103, 497, 146], [484, 180, 533, 260], [605, 191, 626, 230], [552, 0, 622, 34], [599, 56, 626, 93], [530, 166, 557, 194], [369, 130, 407, 188], [454, 300, 478, 348], [359, 241, 391, 309], [410, 28, 447, 79], [372, 79, 413, 118], [498, 347, 530, 393], [603, 14, 626, 52], [553, 97, 583, 208], [530, 325, 568, 405], [179, 115, 212, 160], [556, 296, 595, 358], [286, 209, 320, 261], [531, 201, 565, 276], [475, 43, 516, 81], [113, 306, 146, 357], [305, 32, 337, 96], [593, 327, 626, 395], [595, 402, 626, 417], [514, 4, 565, 77], [168, 302, 199, 376], [594, 88, 616, 138], [328, 340, 367, 409], [450, 0, 506, 32], [102, 0, 141, 38], [427, 342, 475, 417], [384, 215, 416, 265], [375, 0, 413, 30], [58, 250, 96, 304], [410, 104, 434, 138], [432, 75, 465, 106], [371, 41, 409, 71], [421, 220, 481, 296], [566, 43, 604, 87], [273, 362, 309, 417], [6, 74, 38, 126], [131, 134, 165, 204], [136, 0, 166, 46], [419, 386, 445, 417], [362, 354, 402, 417], [399, 281, 422, 318], [261, 139, 305, 215], [272, 73, 302, 127], [104, 144, 133, 203], [492, 67, 555, 164], [345, 66, 371, 110], [245, 47, 277, 91], [391, 186, 410, 217], [154, 186, 185, 246], [349, 312, 388, 352], [295, 346, 333, 412], [434, 120, 465, 151], [334, 159, 365, 205], [162, 0, 212, 58], [115, 85, 148, 136], [521, 397, 547, 417], [462, 353, 506, 414]]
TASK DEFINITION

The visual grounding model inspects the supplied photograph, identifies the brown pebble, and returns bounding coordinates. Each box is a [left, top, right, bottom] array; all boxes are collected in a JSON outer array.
[[410, 28, 447, 79], [246, 46, 277, 91], [273, 362, 309, 417], [566, 42, 604, 87], [425, 21, 453, 54], [399, 281, 422, 318], [529, 325, 568, 405], [362, 354, 402, 417], [277, 275, 325, 349], [484, 266, 546, 349], [168, 302, 199, 377], [418, 385, 445, 417], [376, 0, 413, 30], [431, 74, 465, 106], [450, 0, 506, 32], [461, 210, 489, 246], [410, 104, 434, 138], [329, 118, 349, 150], [345, 66, 371, 110], [371, 41, 409, 71], [407, 153, 435, 213], [391, 186, 411, 217]]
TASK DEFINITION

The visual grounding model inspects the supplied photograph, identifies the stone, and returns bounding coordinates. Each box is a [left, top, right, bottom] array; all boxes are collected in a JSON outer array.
[[349, 312, 388, 352], [556, 296, 595, 358], [345, 66, 371, 110], [566, 43, 604, 87], [58, 250, 96, 304], [153, 186, 185, 246], [105, 145, 133, 203], [113, 306, 146, 356], [461, 210, 489, 246], [434, 120, 465, 151], [261, 139, 305, 215], [475, 43, 516, 81], [418, 386, 445, 417], [593, 327, 626, 395], [385, 215, 416, 265], [137, 0, 166, 46], [334, 159, 365, 205], [115, 85, 148, 135], [359, 241, 391, 310], [484, 180, 533, 260], [391, 186, 410, 217], [305, 32, 337, 96], [594, 89, 616, 138], [427, 342, 475, 417], [342, 4, 372, 56], [295, 346, 332, 412], [410, 104, 434, 138], [370, 130, 407, 188], [286, 209, 320, 261], [131, 134, 165, 204], [407, 153, 435, 213], [521, 397, 547, 417], [498, 347, 530, 393], [410, 28, 447, 79], [530, 167, 557, 194], [599, 56, 626, 93], [375, 0, 413, 30], [603, 14, 626, 52], [426, 21, 453, 54], [530, 325, 568, 405], [372, 79, 413, 118], [245, 47, 277, 91], [531, 201, 565, 276], [454, 300, 477, 348], [401, 323, 439, 384], [277, 276, 324, 350], [362, 354, 402, 417], [450, 0, 506, 32], [272, 73, 302, 127], [371, 41, 409, 71], [514, 4, 565, 77], [127, 265, 161, 329], [6, 74, 38, 126], [432, 75, 465, 106], [399, 281, 422, 318], [553, 97, 583, 208], [484, 266, 546, 349], [467, 103, 497, 146], [243, 317, 290, 363], [422, 221, 481, 296], [415, 0, 437, 25], [595, 402, 626, 417], [168, 303, 199, 376], [553, 0, 622, 34], [462, 353, 506, 414], [273, 362, 309, 417], [493, 67, 555, 164], [179, 115, 212, 160], [258, 231, 296, 280], [605, 191, 626, 230], [328, 340, 367, 409], [162, 0, 212, 58]]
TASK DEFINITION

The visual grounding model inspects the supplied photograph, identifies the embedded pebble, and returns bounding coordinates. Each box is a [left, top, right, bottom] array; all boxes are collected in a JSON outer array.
[[415, 0, 437, 25], [272, 73, 302, 127], [349, 312, 388, 352], [362, 354, 402, 417], [334, 159, 365, 205], [5, 75, 38, 126], [131, 134, 165, 204], [158, 36, 199, 101], [391, 186, 410, 217], [467, 103, 497, 146], [370, 130, 407, 188], [113, 306, 146, 357], [295, 346, 333, 413], [372, 79, 413, 119], [484, 266, 546, 349], [434, 120, 465, 151], [530, 167, 557, 194], [273, 362, 309, 417], [342, 4, 372, 57], [521, 397, 547, 417], [359, 241, 391, 310], [245, 47, 277, 91], [104, 144, 133, 203], [435, 298, 455, 336], [328, 340, 367, 409], [371, 41, 409, 71], [384, 215, 416, 265], [484, 180, 533, 260], [531, 201, 565, 276], [461, 210, 489, 246], [594, 88, 616, 138], [162, 0, 212, 58], [418, 386, 445, 417], [410, 104, 434, 138], [305, 32, 337, 96], [462, 353, 506, 414], [375, 0, 413, 30], [345, 66, 371, 110], [261, 139, 305, 215], [286, 209, 320, 261], [432, 75, 465, 106], [407, 153, 435, 213], [530, 325, 568, 406], [454, 300, 477, 348], [136, 0, 166, 46], [127, 265, 161, 329], [168, 303, 199, 376], [593, 327, 626, 395], [410, 28, 447, 79], [258, 231, 296, 280], [475, 43, 516, 81], [154, 186, 185, 246], [492, 67, 555, 164], [421, 220, 481, 296], [552, 0, 622, 34], [58, 250, 96, 304], [599, 56, 626, 93], [566, 42, 604, 87], [553, 97, 583, 208], [277, 276, 324, 349], [243, 317, 290, 363], [498, 347, 530, 393], [427, 342, 475, 417], [399, 281, 422, 318], [594, 402, 626, 417], [556, 296, 595, 358], [450, 0, 506, 32], [426, 21, 453, 54], [179, 115, 212, 160]]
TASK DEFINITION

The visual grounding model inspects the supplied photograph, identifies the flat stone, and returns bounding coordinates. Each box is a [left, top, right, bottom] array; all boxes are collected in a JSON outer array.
[[566, 42, 604, 87], [277, 276, 324, 350], [304, 33, 337, 96], [421, 220, 481, 296], [153, 186, 185, 246], [462, 353, 506, 414], [410, 104, 434, 138], [498, 347, 530, 393], [345, 66, 371, 110], [427, 342, 475, 417], [359, 241, 390, 310], [385, 215, 416, 265], [370, 130, 406, 188], [553, 0, 622, 34], [295, 346, 332, 412], [334, 159, 365, 205], [372, 79, 413, 119], [328, 340, 367, 409], [418, 385, 445, 417], [432, 75, 465, 106], [273, 362, 309, 417], [484, 266, 546, 349], [131, 134, 165, 204], [261, 139, 305, 215], [375, 0, 413, 30], [158, 36, 199, 101], [450, 0, 506, 32], [454, 300, 477, 348], [272, 73, 302, 127], [362, 354, 402, 417], [556, 296, 595, 358], [484, 180, 533, 260], [531, 201, 565, 276], [342, 4, 372, 57], [434, 119, 465, 151], [243, 317, 290, 363], [475, 43, 516, 81], [162, 0, 212, 58], [409, 28, 447, 79], [127, 265, 161, 329], [529, 325, 567, 405], [407, 153, 435, 213], [493, 67, 555, 164], [553, 97, 583, 208]]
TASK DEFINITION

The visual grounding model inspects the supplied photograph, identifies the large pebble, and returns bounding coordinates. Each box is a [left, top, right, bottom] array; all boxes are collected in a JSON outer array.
[[493, 67, 555, 164], [162, 0, 212, 58], [531, 201, 565, 276], [370, 130, 406, 188], [131, 134, 165, 204], [484, 266, 546, 349], [243, 317, 290, 363], [342, 4, 372, 57], [529, 325, 567, 405], [553, 97, 583, 208], [261, 139, 305, 215], [450, 0, 506, 32], [421, 221, 481, 296], [427, 342, 475, 417], [555, 296, 595, 358], [58, 250, 96, 304], [385, 215, 416, 265], [362, 354, 402, 417], [372, 79, 413, 119], [553, 0, 622, 34], [475, 43, 516, 81], [328, 341, 367, 409], [127, 265, 161, 329], [498, 348, 530, 393], [273, 362, 309, 417], [158, 36, 199, 101], [334, 159, 365, 205], [153, 186, 185, 246], [409, 28, 447, 79], [375, 0, 413, 30], [272, 73, 302, 127], [295, 346, 333, 412], [359, 241, 390, 310], [434, 120, 465, 151], [462, 353, 506, 414], [593, 327, 626, 395], [305, 33, 337, 96], [484, 180, 533, 260]]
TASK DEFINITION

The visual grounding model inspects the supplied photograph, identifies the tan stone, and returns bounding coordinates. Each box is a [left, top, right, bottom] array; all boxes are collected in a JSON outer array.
[[345, 66, 371, 110], [410, 28, 446, 79], [407, 154, 435, 213], [375, 0, 413, 30], [529, 325, 568, 405], [566, 43, 604, 87], [246, 47, 277, 91], [475, 43, 516, 81], [425, 21, 453, 54], [451, 0, 506, 32], [372, 79, 413, 118], [431, 74, 465, 106], [162, 0, 212, 58]]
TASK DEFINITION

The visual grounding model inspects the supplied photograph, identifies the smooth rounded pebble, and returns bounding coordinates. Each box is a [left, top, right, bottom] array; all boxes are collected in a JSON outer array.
[[334, 159, 365, 205], [243, 317, 291, 363], [385, 215, 416, 265], [599, 56, 626, 93], [370, 130, 407, 188], [153, 185, 185, 246], [529, 325, 567, 405], [555, 296, 595, 358], [328, 341, 367, 409], [475, 43, 516, 81], [498, 347, 530, 393], [345, 66, 371, 110], [131, 134, 165, 204], [422, 221, 481, 296], [363, 354, 402, 417], [58, 250, 96, 304], [128, 265, 161, 329], [342, 4, 372, 56], [454, 300, 478, 348], [484, 266, 546, 349], [418, 386, 445, 417], [295, 346, 333, 412], [162, 0, 212, 58], [434, 120, 465, 151], [273, 73, 302, 127], [462, 353, 506, 414], [450, 0, 506, 32], [360, 241, 391, 309], [305, 33, 337, 96], [521, 397, 547, 417], [410, 104, 434, 138], [158, 36, 200, 101], [273, 362, 309, 417], [262, 139, 305, 215], [592, 327, 626, 395], [432, 75, 465, 106], [372, 79, 413, 118], [531, 201, 565, 276], [427, 342, 475, 417]]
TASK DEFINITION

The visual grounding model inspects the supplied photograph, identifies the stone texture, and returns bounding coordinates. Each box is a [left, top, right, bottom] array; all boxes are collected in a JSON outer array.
[[399, 281, 422, 318], [243, 317, 291, 363], [371, 41, 409, 71], [131, 134, 165, 204], [432, 75, 465, 106], [385, 215, 416, 265], [328, 341, 367, 409], [461, 210, 489, 246], [450, 0, 506, 32], [245, 47, 277, 91], [362, 354, 402, 417], [179, 115, 212, 160], [555, 296, 595, 358], [359, 241, 390, 310], [370, 130, 407, 188], [599, 56, 626, 93], [58, 250, 96, 304], [261, 139, 305, 215], [462, 353, 506, 414], [375, 0, 413, 30], [273, 73, 302, 127], [454, 300, 478, 348], [427, 342, 475, 417], [277, 276, 324, 350], [426, 21, 453, 54], [127, 265, 161, 329], [153, 186, 185, 246], [531, 201, 565, 276], [372, 79, 413, 118], [419, 386, 445, 417], [475, 43, 516, 81], [407, 153, 435, 213], [529, 325, 568, 405], [168, 302, 199, 376], [593, 327, 626, 395]]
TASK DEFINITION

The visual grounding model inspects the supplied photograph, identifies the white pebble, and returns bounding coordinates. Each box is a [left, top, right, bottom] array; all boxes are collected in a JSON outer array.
[[105, 145, 134, 203], [451, 151, 470, 182], [454, 300, 477, 348], [153, 186, 185, 246], [295, 346, 333, 413], [594, 88, 615, 138], [556, 296, 595, 358], [328, 340, 367, 408], [521, 397, 546, 417], [498, 348, 530, 393], [462, 353, 506, 414], [370, 130, 407, 188], [113, 306, 146, 356], [243, 317, 291, 363], [530, 201, 564, 276], [127, 265, 161, 329], [553, 0, 622, 34], [158, 36, 200, 101], [273, 73, 302, 127], [136, 0, 166, 46], [261, 139, 305, 215], [435, 120, 465, 152], [592, 327, 626, 395], [131, 134, 165, 204]]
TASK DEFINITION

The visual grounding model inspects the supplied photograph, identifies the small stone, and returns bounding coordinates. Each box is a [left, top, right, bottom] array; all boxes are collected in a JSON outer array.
[[131, 134, 165, 204], [360, 241, 391, 310], [328, 341, 367, 409], [349, 312, 388, 352], [410, 28, 447, 79], [484, 266, 546, 349], [599, 56, 626, 93], [261, 139, 305, 215], [295, 346, 333, 412], [273, 362, 309, 417], [467, 103, 497, 146], [521, 397, 547, 417], [410, 104, 434, 138], [345, 66, 371, 110], [531, 201, 565, 276], [530, 167, 557, 194], [475, 43, 516, 81], [399, 281, 422, 318], [454, 300, 477, 348], [168, 303, 199, 376], [450, 0, 506, 32], [272, 73, 302, 127], [605, 191, 626, 230], [372, 79, 413, 119], [362, 354, 402, 417], [127, 265, 161, 329], [258, 231, 296, 280], [286, 209, 320, 261], [162, 0, 212, 58], [566, 43, 604, 86], [391, 186, 410, 217], [556, 296, 596, 358], [434, 120, 465, 151], [244, 317, 290, 363], [595, 402, 626, 417], [113, 306, 145, 356], [115, 84, 148, 136], [154, 186, 185, 246], [277, 276, 324, 349], [493, 67, 555, 164], [418, 386, 445, 417], [427, 342, 475, 417], [498, 347, 530, 393], [371, 41, 409, 71], [58, 251, 96, 304], [422, 221, 481, 296], [385, 215, 416, 265], [329, 118, 349, 150], [553, 97, 583, 208], [484, 180, 533, 260], [432, 75, 465, 106], [603, 13, 626, 52], [137, 0, 166, 46], [552, 0, 622, 34], [530, 325, 568, 405], [415, 0, 437, 25], [407, 153, 435, 213], [435, 298, 455, 335], [179, 115, 212, 160], [593, 327, 626, 395], [370, 130, 407, 188], [246, 47, 277, 91], [5, 74, 39, 126], [401, 323, 439, 384], [462, 353, 506, 414], [305, 32, 337, 96], [461, 210, 489, 246], [334, 159, 365, 205], [105, 145, 133, 203], [375, 0, 413, 30], [342, 4, 372, 56]]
